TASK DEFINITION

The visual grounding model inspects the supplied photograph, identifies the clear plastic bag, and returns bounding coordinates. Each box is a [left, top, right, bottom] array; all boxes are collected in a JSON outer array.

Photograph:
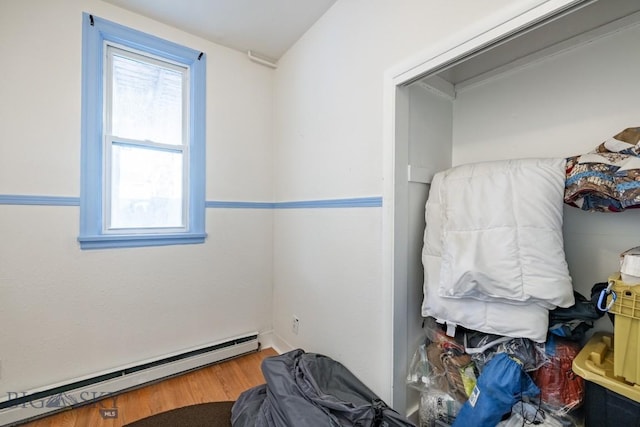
[[410, 318, 553, 412], [418, 387, 462, 427], [531, 336, 584, 416], [496, 401, 583, 427], [465, 332, 548, 373], [408, 318, 476, 402], [407, 342, 432, 392]]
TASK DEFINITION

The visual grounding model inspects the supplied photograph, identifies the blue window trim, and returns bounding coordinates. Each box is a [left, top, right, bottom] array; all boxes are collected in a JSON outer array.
[[79, 13, 206, 249]]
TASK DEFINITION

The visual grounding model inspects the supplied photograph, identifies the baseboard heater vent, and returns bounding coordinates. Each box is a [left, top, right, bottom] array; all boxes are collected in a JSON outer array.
[[0, 333, 259, 426]]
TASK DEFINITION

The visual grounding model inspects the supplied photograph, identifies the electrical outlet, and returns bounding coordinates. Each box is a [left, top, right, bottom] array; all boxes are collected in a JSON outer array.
[[292, 316, 300, 335]]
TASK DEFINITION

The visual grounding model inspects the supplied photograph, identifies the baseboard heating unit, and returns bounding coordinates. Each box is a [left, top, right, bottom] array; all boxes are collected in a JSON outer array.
[[0, 333, 259, 426]]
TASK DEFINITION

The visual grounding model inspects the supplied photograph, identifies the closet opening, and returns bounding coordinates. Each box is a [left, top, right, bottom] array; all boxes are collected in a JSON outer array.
[[383, 0, 640, 418]]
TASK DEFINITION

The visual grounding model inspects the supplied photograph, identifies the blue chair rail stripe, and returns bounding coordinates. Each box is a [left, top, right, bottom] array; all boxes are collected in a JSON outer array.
[[207, 197, 382, 209], [206, 201, 275, 209], [275, 197, 382, 209], [2, 195, 382, 209], [0, 195, 80, 206]]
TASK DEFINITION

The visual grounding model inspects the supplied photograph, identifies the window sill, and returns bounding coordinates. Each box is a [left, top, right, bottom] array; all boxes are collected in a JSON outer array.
[[78, 232, 207, 250]]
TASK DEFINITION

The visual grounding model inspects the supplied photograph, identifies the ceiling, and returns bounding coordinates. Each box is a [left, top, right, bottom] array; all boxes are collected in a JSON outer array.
[[102, 0, 338, 61]]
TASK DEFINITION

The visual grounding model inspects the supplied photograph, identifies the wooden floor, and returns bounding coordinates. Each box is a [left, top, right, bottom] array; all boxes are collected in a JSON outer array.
[[18, 347, 278, 427]]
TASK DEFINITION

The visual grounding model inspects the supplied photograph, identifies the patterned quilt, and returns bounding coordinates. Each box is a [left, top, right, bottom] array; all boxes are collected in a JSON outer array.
[[565, 127, 640, 212]]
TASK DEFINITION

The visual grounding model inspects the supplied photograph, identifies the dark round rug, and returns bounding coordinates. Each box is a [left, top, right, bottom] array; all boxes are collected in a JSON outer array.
[[123, 401, 234, 427]]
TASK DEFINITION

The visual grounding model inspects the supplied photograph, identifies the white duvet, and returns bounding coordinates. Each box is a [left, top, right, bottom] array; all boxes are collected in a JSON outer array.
[[421, 159, 574, 342]]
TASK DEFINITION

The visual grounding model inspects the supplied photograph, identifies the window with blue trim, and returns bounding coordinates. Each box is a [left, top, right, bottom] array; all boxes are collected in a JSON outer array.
[[79, 13, 206, 249]]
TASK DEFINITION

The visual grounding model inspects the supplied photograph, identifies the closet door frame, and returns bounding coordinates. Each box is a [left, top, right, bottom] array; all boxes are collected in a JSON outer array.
[[381, 0, 583, 413]]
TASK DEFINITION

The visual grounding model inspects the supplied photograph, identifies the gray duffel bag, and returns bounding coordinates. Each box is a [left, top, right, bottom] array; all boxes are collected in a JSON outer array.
[[232, 349, 415, 427]]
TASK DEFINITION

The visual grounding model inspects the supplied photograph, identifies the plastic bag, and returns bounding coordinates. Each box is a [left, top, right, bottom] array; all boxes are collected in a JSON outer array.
[[407, 342, 431, 392], [497, 402, 568, 427], [426, 320, 477, 403], [418, 388, 462, 427], [412, 318, 476, 402], [422, 317, 466, 353], [532, 336, 584, 415], [424, 342, 472, 402], [465, 332, 548, 373]]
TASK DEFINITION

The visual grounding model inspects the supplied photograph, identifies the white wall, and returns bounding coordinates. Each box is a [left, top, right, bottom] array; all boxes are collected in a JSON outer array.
[[271, 0, 518, 403], [452, 21, 640, 315], [0, 0, 273, 396]]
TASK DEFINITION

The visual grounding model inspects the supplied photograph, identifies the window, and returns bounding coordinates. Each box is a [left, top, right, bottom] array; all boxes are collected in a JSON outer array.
[[79, 13, 206, 249]]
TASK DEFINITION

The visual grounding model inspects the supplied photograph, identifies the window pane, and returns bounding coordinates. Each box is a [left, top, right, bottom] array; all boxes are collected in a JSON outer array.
[[110, 144, 184, 229], [111, 52, 184, 145]]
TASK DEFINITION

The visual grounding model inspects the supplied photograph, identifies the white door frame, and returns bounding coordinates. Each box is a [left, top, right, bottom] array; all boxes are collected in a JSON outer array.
[[381, 0, 583, 411]]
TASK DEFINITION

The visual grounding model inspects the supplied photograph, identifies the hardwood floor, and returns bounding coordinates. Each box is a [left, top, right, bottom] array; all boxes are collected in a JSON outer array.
[[17, 347, 278, 427]]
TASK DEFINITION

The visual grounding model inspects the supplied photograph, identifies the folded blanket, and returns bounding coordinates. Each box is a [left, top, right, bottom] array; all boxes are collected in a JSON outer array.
[[422, 159, 575, 342], [436, 158, 574, 308], [565, 127, 640, 212]]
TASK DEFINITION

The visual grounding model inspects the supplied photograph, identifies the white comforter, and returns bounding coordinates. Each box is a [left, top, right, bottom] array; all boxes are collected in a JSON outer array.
[[422, 159, 574, 342]]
